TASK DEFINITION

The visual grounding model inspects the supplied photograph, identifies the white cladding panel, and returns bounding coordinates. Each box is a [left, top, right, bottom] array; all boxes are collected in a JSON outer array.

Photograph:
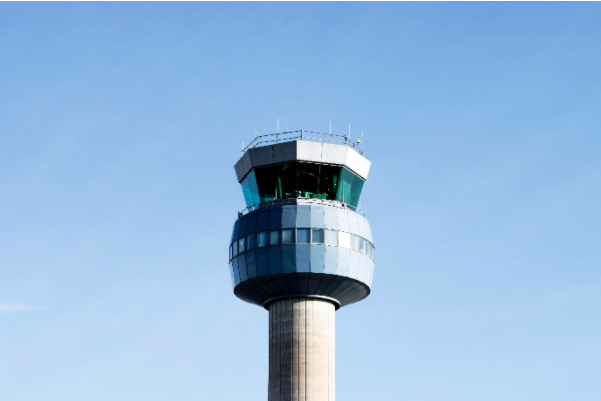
[[296, 141, 323, 163], [345, 148, 371, 180], [321, 143, 348, 166], [235, 140, 371, 182]]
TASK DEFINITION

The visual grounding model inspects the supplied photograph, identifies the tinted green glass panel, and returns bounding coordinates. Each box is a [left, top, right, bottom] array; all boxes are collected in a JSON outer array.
[[249, 162, 364, 209], [241, 170, 260, 208], [335, 167, 364, 210]]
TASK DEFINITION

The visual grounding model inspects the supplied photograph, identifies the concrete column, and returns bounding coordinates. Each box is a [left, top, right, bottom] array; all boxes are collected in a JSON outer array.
[[268, 298, 335, 401]]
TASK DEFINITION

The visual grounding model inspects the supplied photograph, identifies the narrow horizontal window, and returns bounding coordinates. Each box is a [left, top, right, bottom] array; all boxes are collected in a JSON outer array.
[[269, 230, 281, 246], [282, 229, 295, 244], [351, 235, 360, 251], [246, 234, 256, 250], [257, 232, 267, 248], [338, 232, 351, 249], [325, 230, 337, 246], [312, 229, 324, 244], [297, 228, 310, 244]]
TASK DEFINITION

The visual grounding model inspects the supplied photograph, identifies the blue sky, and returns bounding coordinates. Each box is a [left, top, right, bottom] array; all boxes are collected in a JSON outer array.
[[1, 3, 600, 400]]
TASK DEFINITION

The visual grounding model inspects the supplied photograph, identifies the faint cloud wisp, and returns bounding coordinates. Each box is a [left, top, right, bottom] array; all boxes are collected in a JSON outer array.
[[0, 304, 42, 313]]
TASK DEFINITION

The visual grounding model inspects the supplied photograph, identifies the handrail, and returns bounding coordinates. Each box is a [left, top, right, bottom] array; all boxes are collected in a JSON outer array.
[[242, 129, 364, 155], [237, 198, 366, 218]]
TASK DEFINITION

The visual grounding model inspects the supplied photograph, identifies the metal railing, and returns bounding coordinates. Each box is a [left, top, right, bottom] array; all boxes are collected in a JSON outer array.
[[242, 129, 364, 155], [237, 198, 366, 218]]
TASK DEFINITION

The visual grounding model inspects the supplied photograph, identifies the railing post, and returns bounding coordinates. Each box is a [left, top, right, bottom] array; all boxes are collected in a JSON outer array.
[[300, 129, 303, 141]]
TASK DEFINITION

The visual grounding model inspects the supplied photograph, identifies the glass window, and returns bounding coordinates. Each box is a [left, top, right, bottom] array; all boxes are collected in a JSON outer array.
[[257, 232, 267, 248], [233, 240, 238, 256], [253, 162, 364, 206], [250, 162, 365, 209], [229, 244, 233, 259], [268, 230, 281, 246], [360, 237, 367, 254], [312, 229, 324, 244], [325, 230, 337, 246], [338, 232, 351, 249], [351, 235, 360, 251], [282, 229, 295, 244], [240, 170, 260, 209], [297, 164, 321, 199], [335, 168, 364, 211], [246, 234, 256, 250], [319, 165, 341, 200], [297, 228, 310, 244], [238, 237, 245, 253], [255, 163, 297, 202]]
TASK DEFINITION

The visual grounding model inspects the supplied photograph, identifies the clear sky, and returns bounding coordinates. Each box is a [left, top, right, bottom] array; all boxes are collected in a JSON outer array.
[[1, 3, 600, 401]]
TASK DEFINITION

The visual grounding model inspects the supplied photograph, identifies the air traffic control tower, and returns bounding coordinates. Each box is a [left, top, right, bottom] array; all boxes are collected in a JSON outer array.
[[229, 129, 375, 401]]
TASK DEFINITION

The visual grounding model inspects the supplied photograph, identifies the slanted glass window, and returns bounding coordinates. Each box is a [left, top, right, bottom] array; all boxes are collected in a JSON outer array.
[[257, 232, 267, 248], [268, 230, 280, 246], [233, 240, 238, 256], [229, 244, 233, 259], [312, 229, 324, 244], [297, 228, 310, 244], [360, 237, 367, 254], [325, 230, 337, 246], [338, 232, 351, 249], [246, 234, 256, 250], [252, 162, 364, 209], [238, 238, 245, 253], [282, 229, 295, 244], [240, 170, 260, 209], [336, 168, 364, 211]]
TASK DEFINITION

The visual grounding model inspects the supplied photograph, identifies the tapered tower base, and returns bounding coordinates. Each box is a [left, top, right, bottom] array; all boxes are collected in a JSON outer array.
[[268, 298, 335, 401]]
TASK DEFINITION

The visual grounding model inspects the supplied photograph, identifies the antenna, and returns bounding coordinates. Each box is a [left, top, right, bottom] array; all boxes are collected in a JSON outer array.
[[329, 119, 332, 135], [241, 141, 245, 156]]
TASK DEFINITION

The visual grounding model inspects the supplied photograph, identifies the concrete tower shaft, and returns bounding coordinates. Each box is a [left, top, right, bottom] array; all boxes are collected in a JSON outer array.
[[269, 298, 335, 401]]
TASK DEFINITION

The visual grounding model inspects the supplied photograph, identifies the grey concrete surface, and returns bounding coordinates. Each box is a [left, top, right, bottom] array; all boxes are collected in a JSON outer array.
[[268, 298, 335, 401]]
